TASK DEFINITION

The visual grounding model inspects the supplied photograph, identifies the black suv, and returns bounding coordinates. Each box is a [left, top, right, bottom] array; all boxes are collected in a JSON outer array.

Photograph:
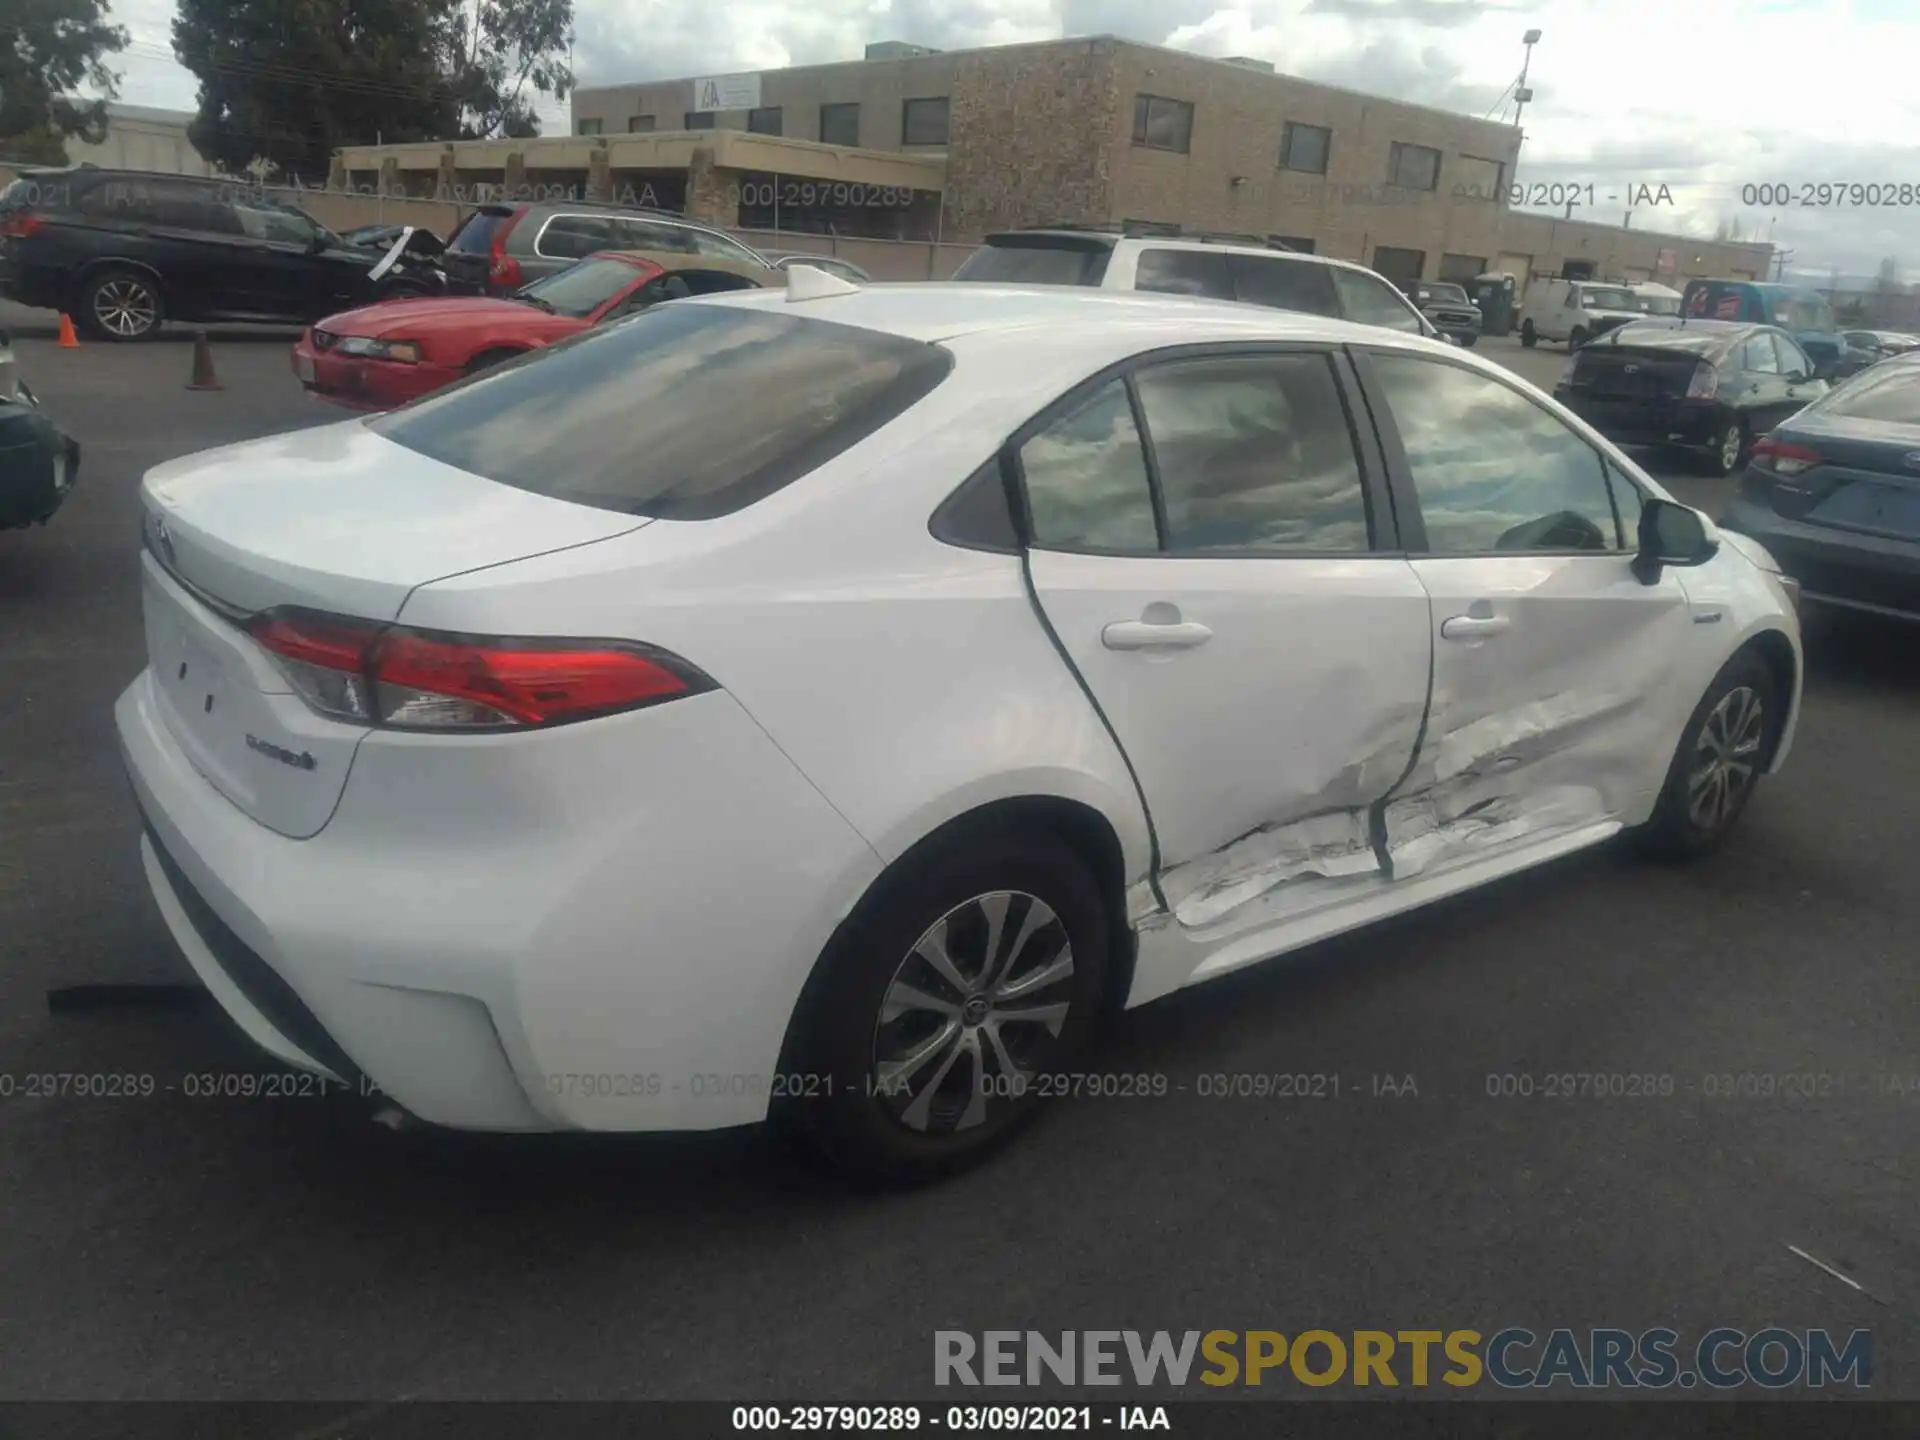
[[0, 168, 447, 341], [441, 200, 770, 296]]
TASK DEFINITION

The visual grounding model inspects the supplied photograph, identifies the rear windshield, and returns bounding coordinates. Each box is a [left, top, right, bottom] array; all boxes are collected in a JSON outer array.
[[1819, 362, 1920, 424], [1588, 324, 1723, 356], [952, 240, 1110, 286], [368, 303, 953, 520], [448, 208, 513, 255]]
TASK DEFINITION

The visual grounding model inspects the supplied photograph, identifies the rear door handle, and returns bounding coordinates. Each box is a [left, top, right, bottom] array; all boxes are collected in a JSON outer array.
[[1440, 614, 1510, 641], [1102, 619, 1214, 651]]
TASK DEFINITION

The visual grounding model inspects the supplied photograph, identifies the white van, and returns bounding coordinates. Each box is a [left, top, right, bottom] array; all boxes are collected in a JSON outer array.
[[1628, 281, 1684, 317], [1517, 278, 1643, 349]]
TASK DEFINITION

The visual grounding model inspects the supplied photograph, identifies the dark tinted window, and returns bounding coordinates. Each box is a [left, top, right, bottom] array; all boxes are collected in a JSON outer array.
[[1819, 362, 1920, 423], [537, 214, 619, 259], [1334, 269, 1422, 332], [1388, 142, 1441, 190], [1135, 249, 1234, 301], [684, 112, 717, 130], [1018, 379, 1158, 551], [747, 107, 782, 135], [952, 240, 1110, 285], [1134, 353, 1370, 552], [902, 97, 950, 145], [1229, 255, 1340, 316], [1372, 355, 1624, 553], [820, 103, 861, 145], [448, 208, 513, 255], [370, 306, 952, 520], [628, 115, 656, 132], [1132, 95, 1194, 153]]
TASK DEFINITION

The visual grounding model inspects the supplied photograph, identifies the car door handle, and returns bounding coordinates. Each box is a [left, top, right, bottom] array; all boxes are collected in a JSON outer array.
[[1440, 614, 1510, 641], [1102, 619, 1214, 651]]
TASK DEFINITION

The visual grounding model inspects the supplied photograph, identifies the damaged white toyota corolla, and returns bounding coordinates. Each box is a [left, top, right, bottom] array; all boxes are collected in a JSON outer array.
[[117, 273, 1803, 1184]]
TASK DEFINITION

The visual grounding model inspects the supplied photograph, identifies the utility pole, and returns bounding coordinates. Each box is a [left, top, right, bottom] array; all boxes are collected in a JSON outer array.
[[1772, 249, 1795, 282], [1512, 30, 1542, 128]]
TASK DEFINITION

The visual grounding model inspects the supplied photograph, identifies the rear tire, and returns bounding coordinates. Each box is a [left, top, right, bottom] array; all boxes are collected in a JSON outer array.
[[1631, 650, 1780, 860], [781, 825, 1110, 1187], [1520, 320, 1537, 348], [77, 267, 163, 341], [1704, 417, 1748, 477]]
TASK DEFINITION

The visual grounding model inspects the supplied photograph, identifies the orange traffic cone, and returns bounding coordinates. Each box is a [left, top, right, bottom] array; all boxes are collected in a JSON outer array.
[[186, 330, 222, 391], [57, 314, 79, 348]]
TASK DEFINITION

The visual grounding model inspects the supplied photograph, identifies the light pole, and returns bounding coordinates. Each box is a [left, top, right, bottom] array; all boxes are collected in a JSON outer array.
[[1513, 29, 1541, 128]]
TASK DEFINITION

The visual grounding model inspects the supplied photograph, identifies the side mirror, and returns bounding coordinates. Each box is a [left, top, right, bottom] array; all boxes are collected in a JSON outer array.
[[1633, 497, 1718, 584]]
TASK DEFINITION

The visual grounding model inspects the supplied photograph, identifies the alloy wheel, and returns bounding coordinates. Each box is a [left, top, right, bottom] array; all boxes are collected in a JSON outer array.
[[1719, 424, 1743, 473], [93, 278, 158, 338], [1688, 685, 1764, 831], [871, 890, 1075, 1135]]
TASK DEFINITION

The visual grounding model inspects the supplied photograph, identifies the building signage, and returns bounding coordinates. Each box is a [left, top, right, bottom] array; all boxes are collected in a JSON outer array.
[[693, 74, 762, 112]]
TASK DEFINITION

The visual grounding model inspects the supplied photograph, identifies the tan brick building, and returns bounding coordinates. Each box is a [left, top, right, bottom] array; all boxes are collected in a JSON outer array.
[[339, 34, 1772, 294]]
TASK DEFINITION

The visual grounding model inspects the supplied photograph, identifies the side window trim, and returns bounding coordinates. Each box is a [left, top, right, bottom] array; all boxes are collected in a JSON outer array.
[[1002, 341, 1405, 559], [533, 212, 617, 259], [1349, 345, 1625, 558]]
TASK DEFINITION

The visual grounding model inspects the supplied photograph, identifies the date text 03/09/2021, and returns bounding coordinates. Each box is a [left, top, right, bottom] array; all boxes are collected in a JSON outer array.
[[731, 1406, 1171, 1432]]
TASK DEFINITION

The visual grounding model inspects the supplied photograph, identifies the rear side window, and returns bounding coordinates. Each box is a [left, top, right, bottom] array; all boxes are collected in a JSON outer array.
[[1819, 363, 1920, 423], [1018, 380, 1159, 551], [951, 241, 1111, 286], [1228, 256, 1340, 317], [448, 208, 514, 255], [538, 214, 619, 259], [1134, 249, 1234, 301], [369, 305, 953, 521], [1333, 269, 1423, 333]]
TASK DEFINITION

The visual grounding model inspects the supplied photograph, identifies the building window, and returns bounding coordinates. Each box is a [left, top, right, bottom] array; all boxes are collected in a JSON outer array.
[[902, 97, 950, 146], [1387, 141, 1441, 191], [1453, 154, 1505, 202], [1279, 121, 1330, 175], [1132, 95, 1193, 154], [577, 118, 604, 136], [1372, 246, 1427, 285], [748, 107, 783, 136], [820, 103, 861, 146], [627, 115, 655, 133], [1270, 235, 1316, 254], [684, 111, 717, 131]]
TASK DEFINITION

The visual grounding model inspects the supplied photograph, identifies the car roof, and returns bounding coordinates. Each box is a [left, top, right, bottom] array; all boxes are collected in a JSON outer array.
[[684, 280, 1456, 348], [978, 228, 1393, 277]]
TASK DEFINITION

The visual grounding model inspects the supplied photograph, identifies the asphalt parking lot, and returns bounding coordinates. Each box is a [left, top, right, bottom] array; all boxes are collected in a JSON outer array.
[[2, 301, 1917, 1407]]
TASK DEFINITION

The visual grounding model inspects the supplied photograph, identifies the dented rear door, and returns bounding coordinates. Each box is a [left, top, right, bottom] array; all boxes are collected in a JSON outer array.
[[1360, 349, 1693, 875], [1014, 347, 1433, 930]]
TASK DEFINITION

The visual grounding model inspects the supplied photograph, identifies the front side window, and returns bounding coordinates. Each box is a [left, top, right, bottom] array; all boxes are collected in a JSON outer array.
[[370, 306, 952, 521], [1132, 95, 1194, 153], [1334, 269, 1423, 333], [231, 196, 320, 246], [1134, 248, 1234, 301], [1370, 354, 1626, 553], [1019, 379, 1159, 551], [1132, 353, 1370, 553]]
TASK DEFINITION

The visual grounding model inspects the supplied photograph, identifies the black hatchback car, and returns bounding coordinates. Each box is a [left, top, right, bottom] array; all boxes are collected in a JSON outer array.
[[1720, 354, 1920, 623], [1553, 319, 1829, 476], [0, 169, 447, 341]]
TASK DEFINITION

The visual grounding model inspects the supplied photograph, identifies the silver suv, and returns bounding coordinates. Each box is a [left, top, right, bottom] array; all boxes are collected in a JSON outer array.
[[441, 201, 771, 297], [951, 227, 1447, 340]]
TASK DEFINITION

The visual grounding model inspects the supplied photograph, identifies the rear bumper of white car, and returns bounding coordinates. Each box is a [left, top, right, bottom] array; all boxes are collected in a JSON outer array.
[[117, 669, 883, 1133]]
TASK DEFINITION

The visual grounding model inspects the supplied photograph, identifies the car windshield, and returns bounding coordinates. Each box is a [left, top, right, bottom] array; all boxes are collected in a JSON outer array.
[[521, 257, 643, 317], [1637, 295, 1681, 315], [1422, 283, 1469, 304], [1772, 292, 1837, 332], [369, 304, 952, 520], [952, 241, 1108, 285], [1582, 287, 1636, 311]]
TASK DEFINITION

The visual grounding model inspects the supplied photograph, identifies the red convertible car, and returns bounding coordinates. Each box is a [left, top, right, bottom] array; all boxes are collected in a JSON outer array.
[[291, 249, 772, 410]]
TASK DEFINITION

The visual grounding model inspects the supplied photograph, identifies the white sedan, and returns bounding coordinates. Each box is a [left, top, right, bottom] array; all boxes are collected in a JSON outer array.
[[117, 274, 1803, 1183]]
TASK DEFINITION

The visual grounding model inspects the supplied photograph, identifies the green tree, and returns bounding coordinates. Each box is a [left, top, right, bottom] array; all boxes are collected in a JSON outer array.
[[172, 0, 571, 181], [0, 0, 129, 165]]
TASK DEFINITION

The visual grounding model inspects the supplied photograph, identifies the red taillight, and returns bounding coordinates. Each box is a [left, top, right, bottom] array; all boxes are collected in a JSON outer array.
[[1685, 362, 1719, 400], [1749, 437, 1822, 477], [246, 609, 712, 731], [0, 213, 44, 239]]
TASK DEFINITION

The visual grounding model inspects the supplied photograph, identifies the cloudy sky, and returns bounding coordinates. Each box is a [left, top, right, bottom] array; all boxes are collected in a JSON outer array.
[[101, 0, 1920, 283]]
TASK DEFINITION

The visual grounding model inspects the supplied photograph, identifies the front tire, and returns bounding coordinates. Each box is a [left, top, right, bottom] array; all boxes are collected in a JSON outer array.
[[78, 267, 163, 341], [1632, 651, 1779, 860], [783, 826, 1110, 1186], [1520, 320, 1537, 348]]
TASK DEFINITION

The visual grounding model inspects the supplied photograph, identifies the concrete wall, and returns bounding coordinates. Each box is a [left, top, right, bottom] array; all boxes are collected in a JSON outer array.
[[62, 105, 218, 178]]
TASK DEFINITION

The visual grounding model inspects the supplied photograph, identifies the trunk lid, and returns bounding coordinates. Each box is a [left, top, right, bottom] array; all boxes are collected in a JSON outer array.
[[1758, 412, 1920, 542], [1566, 343, 1708, 401], [138, 418, 648, 837]]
